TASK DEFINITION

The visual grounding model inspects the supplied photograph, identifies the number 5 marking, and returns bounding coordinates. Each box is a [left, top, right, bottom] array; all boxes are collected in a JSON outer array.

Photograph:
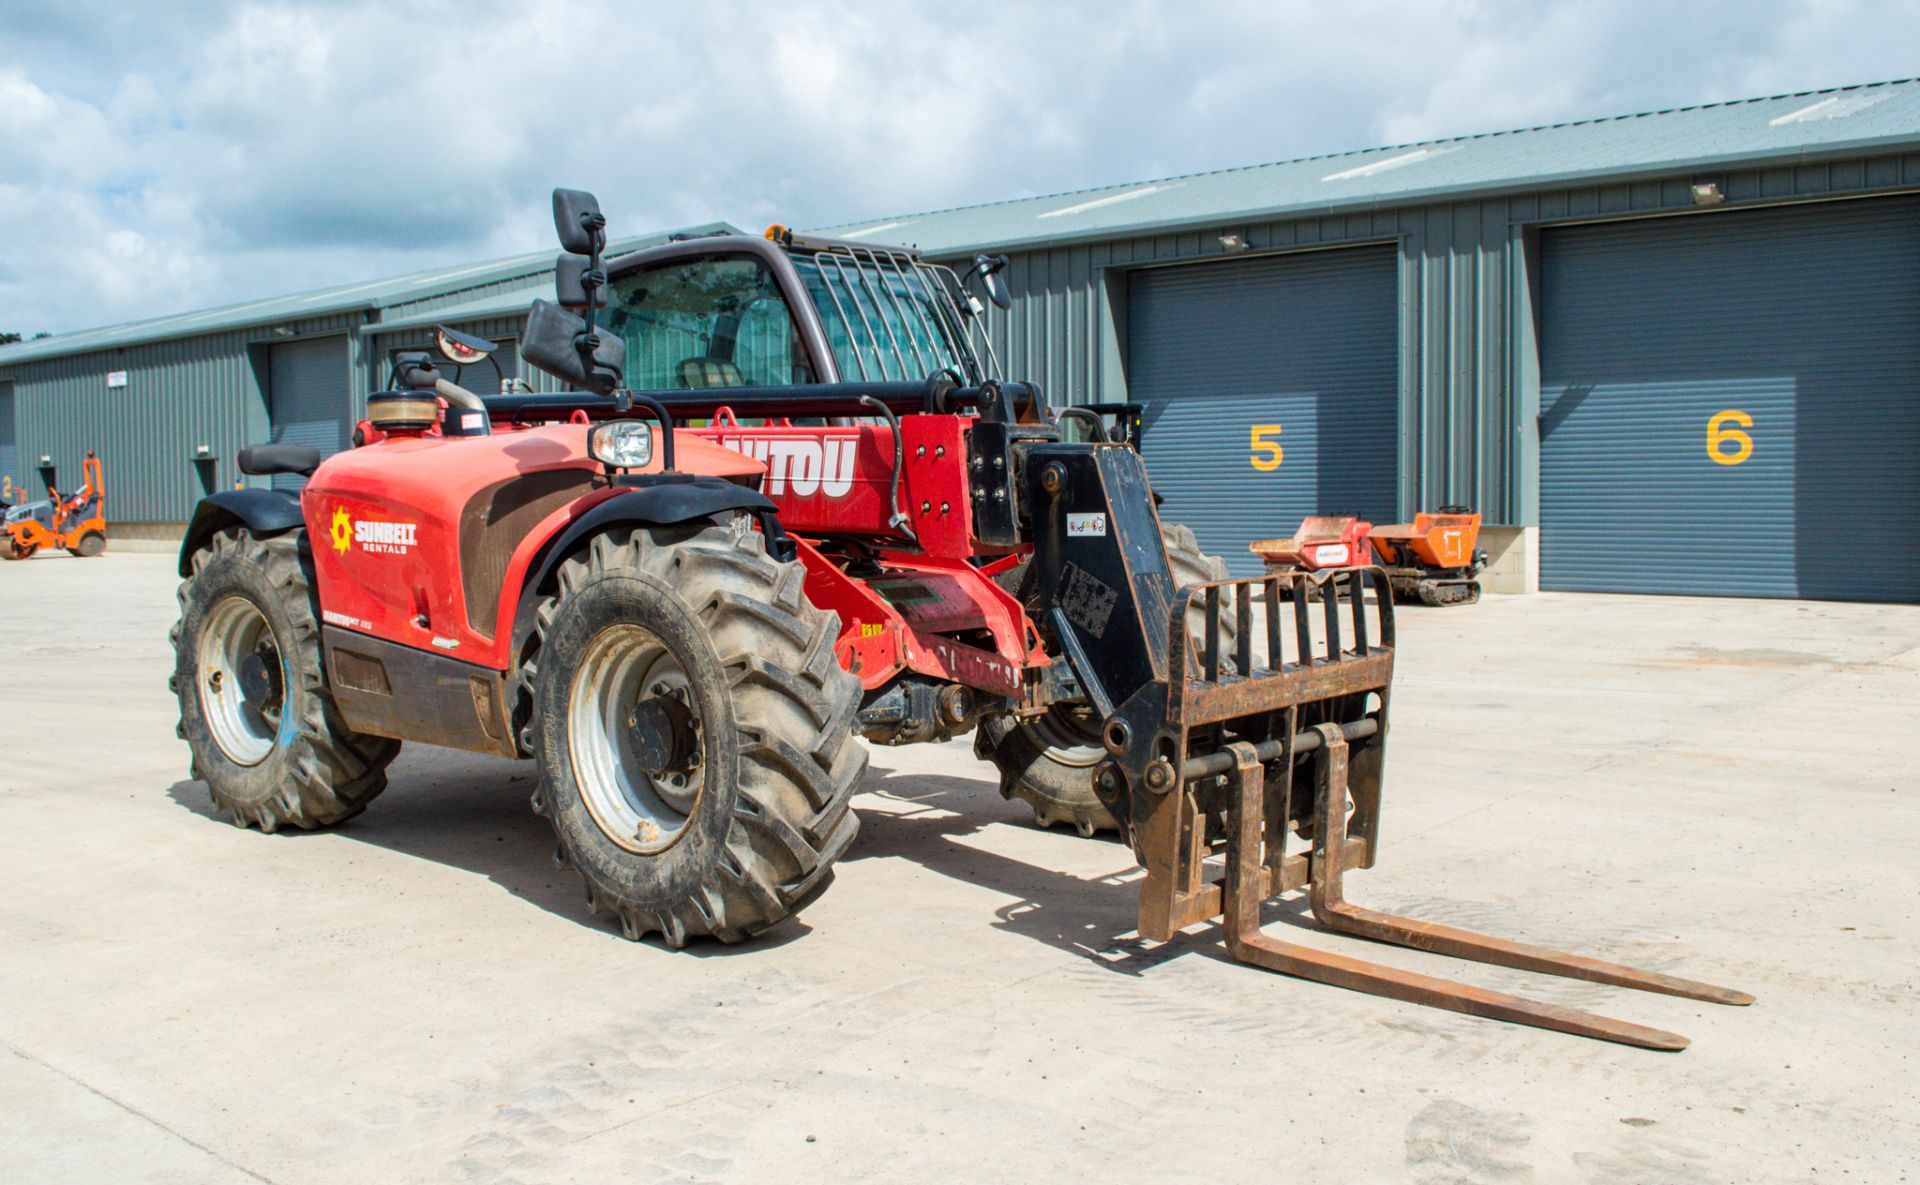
[[1706, 410, 1753, 466], [1249, 424, 1284, 471]]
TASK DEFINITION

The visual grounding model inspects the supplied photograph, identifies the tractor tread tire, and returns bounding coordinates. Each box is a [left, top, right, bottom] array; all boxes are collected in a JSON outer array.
[[976, 521, 1232, 836], [170, 528, 399, 831], [525, 521, 864, 946]]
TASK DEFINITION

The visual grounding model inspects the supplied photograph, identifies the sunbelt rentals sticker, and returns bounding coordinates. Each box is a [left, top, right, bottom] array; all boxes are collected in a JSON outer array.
[[331, 506, 418, 556]]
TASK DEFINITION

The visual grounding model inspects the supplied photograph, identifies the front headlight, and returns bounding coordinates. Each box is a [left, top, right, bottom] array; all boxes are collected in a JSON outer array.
[[588, 421, 654, 470]]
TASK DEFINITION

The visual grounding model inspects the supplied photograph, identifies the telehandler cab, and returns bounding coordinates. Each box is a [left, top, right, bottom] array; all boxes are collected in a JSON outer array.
[[170, 189, 1749, 1048]]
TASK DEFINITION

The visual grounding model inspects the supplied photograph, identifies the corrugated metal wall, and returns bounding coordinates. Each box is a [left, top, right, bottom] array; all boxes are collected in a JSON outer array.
[[0, 311, 371, 522], [951, 149, 1920, 527]]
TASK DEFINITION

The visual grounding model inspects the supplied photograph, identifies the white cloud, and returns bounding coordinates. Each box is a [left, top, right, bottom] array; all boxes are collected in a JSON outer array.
[[1, 0, 1915, 335]]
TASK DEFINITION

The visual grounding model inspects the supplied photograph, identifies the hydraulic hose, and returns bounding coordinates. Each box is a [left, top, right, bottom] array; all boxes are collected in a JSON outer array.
[[859, 394, 916, 543]]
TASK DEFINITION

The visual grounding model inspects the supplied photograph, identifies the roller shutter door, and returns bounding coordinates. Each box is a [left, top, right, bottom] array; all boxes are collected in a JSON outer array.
[[1126, 246, 1399, 575], [1539, 198, 1920, 601], [268, 336, 350, 491], [0, 381, 18, 503]]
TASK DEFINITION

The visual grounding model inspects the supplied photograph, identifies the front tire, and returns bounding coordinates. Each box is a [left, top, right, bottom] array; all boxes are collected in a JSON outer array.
[[976, 520, 1233, 835], [526, 520, 865, 945], [170, 528, 399, 830]]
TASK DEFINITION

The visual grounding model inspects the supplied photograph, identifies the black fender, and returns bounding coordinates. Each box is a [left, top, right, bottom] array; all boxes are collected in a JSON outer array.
[[507, 476, 785, 659], [179, 489, 306, 576]]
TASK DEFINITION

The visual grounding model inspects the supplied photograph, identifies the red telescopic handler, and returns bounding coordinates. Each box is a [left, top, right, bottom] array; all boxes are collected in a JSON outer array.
[[168, 189, 1750, 1048]]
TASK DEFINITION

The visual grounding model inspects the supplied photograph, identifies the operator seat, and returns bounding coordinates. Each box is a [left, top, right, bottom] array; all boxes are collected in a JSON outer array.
[[677, 357, 745, 390]]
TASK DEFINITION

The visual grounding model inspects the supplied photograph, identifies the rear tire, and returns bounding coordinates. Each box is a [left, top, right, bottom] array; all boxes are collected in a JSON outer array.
[[525, 520, 865, 945], [72, 531, 106, 558], [976, 520, 1232, 835], [170, 528, 399, 830]]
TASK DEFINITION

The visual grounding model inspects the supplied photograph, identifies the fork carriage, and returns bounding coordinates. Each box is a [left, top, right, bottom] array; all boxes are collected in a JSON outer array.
[[1112, 568, 1752, 1050]]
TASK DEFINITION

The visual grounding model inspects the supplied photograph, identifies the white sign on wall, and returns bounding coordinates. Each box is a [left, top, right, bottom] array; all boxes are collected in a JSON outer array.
[[106, 370, 129, 388]]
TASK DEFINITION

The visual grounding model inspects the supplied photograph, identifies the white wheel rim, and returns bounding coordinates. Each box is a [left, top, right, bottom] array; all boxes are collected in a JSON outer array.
[[197, 596, 282, 766], [1032, 706, 1104, 768], [568, 624, 704, 854]]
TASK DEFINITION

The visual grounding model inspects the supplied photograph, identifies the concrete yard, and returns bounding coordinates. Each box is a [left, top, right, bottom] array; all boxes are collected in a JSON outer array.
[[1, 551, 1914, 1185]]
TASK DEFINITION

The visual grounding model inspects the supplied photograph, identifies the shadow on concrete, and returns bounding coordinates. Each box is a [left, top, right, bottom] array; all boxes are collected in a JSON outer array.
[[165, 751, 811, 951], [852, 761, 1322, 978], [164, 750, 1320, 972]]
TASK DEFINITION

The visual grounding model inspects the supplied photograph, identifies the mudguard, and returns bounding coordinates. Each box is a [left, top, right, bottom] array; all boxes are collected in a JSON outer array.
[[179, 489, 305, 575], [507, 476, 782, 653]]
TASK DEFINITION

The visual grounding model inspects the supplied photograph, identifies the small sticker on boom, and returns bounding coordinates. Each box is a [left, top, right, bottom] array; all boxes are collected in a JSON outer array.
[[1066, 513, 1107, 537]]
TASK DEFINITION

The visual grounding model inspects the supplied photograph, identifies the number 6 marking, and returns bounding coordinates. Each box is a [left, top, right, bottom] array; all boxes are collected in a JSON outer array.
[[1706, 409, 1753, 466], [1249, 424, 1284, 471]]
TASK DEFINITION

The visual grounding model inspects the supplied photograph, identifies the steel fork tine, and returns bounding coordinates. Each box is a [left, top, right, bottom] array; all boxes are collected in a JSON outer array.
[[1218, 741, 1696, 1051], [1302, 727, 1753, 1007]]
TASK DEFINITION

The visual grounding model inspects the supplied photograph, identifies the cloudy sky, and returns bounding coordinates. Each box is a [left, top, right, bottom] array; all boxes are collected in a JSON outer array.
[[2, 0, 1913, 336]]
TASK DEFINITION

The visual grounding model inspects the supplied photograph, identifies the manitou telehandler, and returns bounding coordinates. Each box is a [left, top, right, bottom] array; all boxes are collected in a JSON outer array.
[[170, 189, 1749, 1048]]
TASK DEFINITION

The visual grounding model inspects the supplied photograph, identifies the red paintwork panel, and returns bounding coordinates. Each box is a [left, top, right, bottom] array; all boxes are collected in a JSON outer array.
[[690, 415, 990, 559], [304, 413, 1049, 706], [303, 424, 758, 670]]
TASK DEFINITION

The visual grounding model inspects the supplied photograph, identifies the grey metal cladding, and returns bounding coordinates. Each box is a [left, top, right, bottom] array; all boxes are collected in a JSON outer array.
[[1539, 194, 1920, 601], [267, 335, 352, 492], [1124, 245, 1400, 575]]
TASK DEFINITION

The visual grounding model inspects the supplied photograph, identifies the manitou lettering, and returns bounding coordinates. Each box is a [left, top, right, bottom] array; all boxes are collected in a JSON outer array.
[[715, 436, 857, 497]]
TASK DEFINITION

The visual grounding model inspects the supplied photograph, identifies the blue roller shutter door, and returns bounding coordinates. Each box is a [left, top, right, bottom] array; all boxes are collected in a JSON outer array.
[[1125, 246, 1399, 576], [1539, 197, 1920, 601], [0, 381, 18, 503], [268, 336, 350, 491]]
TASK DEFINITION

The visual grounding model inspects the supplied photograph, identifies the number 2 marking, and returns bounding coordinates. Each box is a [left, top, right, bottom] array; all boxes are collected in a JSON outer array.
[[1707, 410, 1753, 466], [1249, 425, 1284, 471]]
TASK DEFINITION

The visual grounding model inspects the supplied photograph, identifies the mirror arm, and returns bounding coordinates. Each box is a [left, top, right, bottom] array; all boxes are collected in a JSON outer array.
[[575, 213, 616, 399]]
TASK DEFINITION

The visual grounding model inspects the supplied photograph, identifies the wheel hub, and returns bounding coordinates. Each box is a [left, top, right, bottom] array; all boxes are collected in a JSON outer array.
[[236, 647, 284, 714], [625, 693, 698, 779]]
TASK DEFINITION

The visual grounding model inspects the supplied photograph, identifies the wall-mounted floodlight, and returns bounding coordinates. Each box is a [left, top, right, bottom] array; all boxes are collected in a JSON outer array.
[[1691, 182, 1725, 206], [1218, 234, 1250, 252], [193, 444, 212, 458]]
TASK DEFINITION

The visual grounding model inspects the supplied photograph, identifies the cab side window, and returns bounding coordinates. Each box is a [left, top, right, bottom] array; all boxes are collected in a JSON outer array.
[[603, 255, 813, 390]]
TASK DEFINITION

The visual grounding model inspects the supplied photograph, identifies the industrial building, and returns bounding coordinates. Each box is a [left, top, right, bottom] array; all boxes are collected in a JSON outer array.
[[4, 80, 1917, 600]]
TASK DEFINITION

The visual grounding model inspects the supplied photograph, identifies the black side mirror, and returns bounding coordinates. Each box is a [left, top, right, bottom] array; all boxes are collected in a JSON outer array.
[[522, 299, 626, 396], [974, 254, 1013, 310], [553, 188, 606, 256], [556, 254, 608, 311]]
